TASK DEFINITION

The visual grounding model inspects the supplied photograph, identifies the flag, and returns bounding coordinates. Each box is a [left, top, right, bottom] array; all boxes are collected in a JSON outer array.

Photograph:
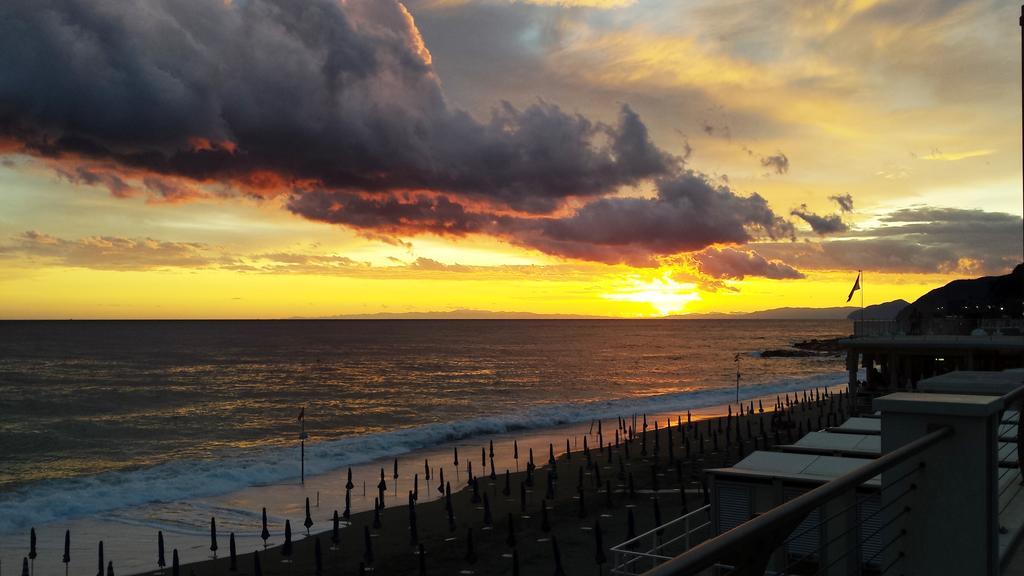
[[298, 407, 305, 421], [846, 272, 861, 303]]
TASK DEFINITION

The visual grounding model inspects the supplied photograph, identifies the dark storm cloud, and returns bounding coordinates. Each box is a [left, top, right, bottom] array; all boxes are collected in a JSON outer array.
[[690, 246, 804, 280], [758, 207, 1023, 275], [291, 171, 796, 266], [830, 193, 854, 213], [0, 0, 675, 214], [0, 0, 811, 267], [790, 204, 849, 235], [519, 172, 796, 265], [760, 153, 790, 175]]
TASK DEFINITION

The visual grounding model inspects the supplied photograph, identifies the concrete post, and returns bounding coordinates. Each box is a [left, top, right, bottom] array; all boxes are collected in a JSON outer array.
[[875, 392, 1002, 576]]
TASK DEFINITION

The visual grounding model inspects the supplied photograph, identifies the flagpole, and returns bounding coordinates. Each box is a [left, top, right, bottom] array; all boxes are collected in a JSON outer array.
[[860, 269, 864, 324], [299, 406, 308, 485]]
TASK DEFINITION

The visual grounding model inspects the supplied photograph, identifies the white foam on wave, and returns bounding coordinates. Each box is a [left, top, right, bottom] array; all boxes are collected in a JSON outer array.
[[0, 372, 846, 532]]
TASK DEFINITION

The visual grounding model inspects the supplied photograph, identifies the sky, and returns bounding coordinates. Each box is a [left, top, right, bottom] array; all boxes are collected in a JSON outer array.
[[0, 0, 1022, 319]]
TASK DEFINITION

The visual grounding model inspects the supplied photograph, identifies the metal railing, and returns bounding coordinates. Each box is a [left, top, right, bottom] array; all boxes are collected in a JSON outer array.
[[999, 386, 1024, 531], [641, 427, 952, 576], [853, 318, 1024, 338], [611, 504, 713, 575]]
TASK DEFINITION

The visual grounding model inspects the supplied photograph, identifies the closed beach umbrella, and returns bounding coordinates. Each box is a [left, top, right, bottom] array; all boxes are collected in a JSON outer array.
[[447, 494, 457, 533], [157, 531, 165, 569], [21, 557, 29, 576], [505, 513, 516, 548], [346, 468, 354, 490], [418, 544, 427, 576], [172, 549, 179, 576], [464, 528, 477, 565], [514, 440, 519, 466], [260, 508, 270, 548], [424, 459, 430, 481], [594, 518, 607, 566], [229, 533, 237, 571], [97, 541, 104, 576], [489, 455, 496, 480], [565, 439, 570, 461], [63, 529, 71, 573], [332, 510, 340, 547], [314, 537, 323, 576], [305, 497, 314, 535], [373, 497, 382, 529], [106, 560, 114, 576], [362, 526, 374, 564], [210, 517, 218, 557], [540, 500, 551, 533], [513, 548, 520, 576], [249, 551, 262, 576], [29, 528, 37, 564], [503, 469, 512, 496], [551, 536, 566, 576], [549, 443, 556, 467], [344, 489, 352, 520], [471, 477, 481, 504], [282, 519, 293, 559], [409, 491, 419, 545], [489, 440, 494, 459], [483, 493, 493, 526], [481, 447, 486, 471], [438, 468, 445, 494], [394, 458, 399, 481], [653, 498, 663, 536], [453, 447, 459, 467], [414, 473, 419, 501]]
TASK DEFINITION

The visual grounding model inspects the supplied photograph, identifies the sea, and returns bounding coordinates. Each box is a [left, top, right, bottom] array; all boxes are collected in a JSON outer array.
[[0, 319, 851, 574]]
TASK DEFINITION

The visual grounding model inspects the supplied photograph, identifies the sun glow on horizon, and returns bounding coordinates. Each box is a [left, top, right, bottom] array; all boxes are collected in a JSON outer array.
[[601, 273, 702, 317]]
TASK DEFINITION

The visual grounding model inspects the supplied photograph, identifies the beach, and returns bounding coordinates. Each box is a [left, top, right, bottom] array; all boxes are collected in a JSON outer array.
[[143, 387, 848, 575]]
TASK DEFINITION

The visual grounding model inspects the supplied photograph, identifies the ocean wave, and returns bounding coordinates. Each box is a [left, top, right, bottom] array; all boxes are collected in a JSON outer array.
[[0, 371, 846, 532]]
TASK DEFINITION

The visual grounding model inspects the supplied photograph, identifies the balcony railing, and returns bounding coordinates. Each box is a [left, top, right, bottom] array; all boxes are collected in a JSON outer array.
[[852, 318, 1024, 338], [640, 427, 952, 575], [610, 504, 712, 575]]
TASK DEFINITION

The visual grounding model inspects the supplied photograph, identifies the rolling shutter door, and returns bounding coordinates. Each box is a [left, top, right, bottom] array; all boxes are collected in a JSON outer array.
[[784, 487, 822, 559], [716, 482, 752, 534], [858, 492, 884, 566]]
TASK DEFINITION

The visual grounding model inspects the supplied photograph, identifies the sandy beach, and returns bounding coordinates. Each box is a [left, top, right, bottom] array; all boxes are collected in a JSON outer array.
[[144, 388, 847, 575]]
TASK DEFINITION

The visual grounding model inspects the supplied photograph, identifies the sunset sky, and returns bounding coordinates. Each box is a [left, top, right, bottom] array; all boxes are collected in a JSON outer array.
[[1, 0, 1022, 318]]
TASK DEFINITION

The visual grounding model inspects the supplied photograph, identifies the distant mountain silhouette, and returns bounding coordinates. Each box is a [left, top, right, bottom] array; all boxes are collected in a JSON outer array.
[[897, 264, 1024, 322], [845, 299, 909, 321], [676, 306, 859, 320], [303, 309, 613, 320]]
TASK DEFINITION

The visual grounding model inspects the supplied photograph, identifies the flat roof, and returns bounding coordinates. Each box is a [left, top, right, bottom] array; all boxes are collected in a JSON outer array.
[[778, 431, 881, 457], [918, 370, 1024, 396], [709, 451, 880, 487], [828, 417, 881, 435], [840, 335, 1024, 352]]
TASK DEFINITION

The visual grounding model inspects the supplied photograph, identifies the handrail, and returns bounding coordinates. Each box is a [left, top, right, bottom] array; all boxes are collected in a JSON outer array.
[[610, 504, 711, 553], [1001, 385, 1024, 478], [1001, 384, 1024, 407], [643, 426, 953, 576]]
